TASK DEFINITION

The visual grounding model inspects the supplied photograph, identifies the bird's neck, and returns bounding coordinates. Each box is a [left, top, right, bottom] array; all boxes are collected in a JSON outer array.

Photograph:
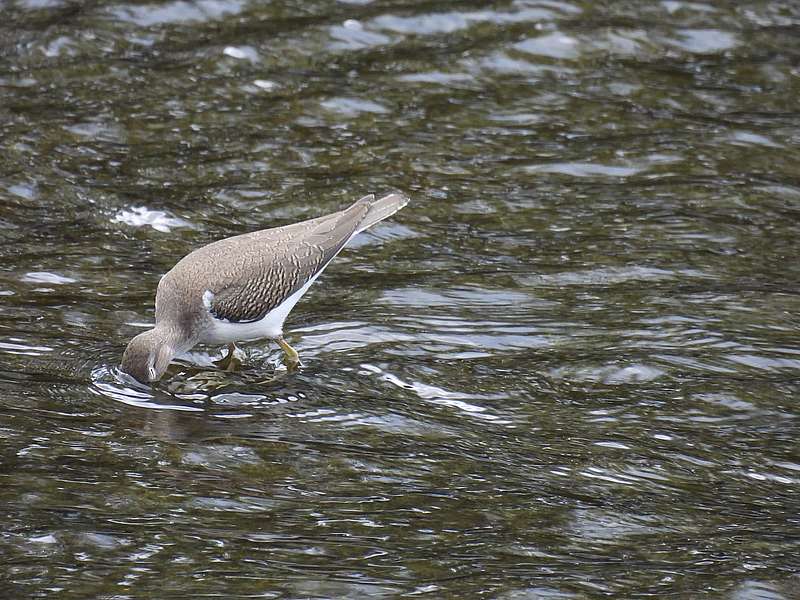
[[152, 322, 192, 354]]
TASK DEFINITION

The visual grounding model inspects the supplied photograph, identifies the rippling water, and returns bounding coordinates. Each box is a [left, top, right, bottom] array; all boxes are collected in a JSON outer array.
[[2, 0, 800, 597]]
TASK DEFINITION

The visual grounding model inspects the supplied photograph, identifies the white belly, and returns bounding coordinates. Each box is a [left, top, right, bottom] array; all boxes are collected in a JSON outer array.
[[200, 268, 323, 345]]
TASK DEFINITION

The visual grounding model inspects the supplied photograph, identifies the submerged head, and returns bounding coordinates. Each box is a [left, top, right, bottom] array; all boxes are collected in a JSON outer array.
[[120, 328, 177, 383]]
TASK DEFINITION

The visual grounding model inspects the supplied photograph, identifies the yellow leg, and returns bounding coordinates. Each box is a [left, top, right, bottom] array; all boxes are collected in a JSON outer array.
[[214, 342, 242, 372], [276, 336, 301, 371]]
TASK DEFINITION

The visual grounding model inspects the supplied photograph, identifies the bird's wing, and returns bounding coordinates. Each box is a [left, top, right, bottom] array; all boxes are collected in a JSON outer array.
[[206, 197, 374, 323]]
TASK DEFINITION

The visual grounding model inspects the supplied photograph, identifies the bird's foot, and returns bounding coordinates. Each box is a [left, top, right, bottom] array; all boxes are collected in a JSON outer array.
[[276, 336, 301, 372], [214, 343, 243, 372]]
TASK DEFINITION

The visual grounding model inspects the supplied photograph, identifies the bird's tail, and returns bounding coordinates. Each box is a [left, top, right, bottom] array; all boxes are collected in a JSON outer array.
[[355, 192, 410, 234]]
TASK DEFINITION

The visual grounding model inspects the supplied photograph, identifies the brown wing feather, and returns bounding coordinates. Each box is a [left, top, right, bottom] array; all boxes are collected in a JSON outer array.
[[206, 198, 372, 323]]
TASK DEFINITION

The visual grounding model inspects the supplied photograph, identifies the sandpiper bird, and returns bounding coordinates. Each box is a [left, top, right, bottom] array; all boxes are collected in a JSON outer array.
[[121, 192, 409, 383]]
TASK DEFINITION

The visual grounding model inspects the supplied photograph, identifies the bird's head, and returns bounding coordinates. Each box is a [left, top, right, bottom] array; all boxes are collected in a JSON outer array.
[[120, 328, 177, 383]]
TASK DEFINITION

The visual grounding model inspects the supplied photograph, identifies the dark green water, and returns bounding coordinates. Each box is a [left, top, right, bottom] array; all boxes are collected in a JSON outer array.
[[2, 1, 800, 598]]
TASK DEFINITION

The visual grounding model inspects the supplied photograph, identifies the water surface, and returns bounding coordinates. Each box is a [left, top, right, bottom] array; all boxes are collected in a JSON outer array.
[[2, 1, 800, 598]]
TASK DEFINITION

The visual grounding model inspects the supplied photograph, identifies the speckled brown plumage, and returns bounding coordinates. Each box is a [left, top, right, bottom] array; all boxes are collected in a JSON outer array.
[[156, 193, 405, 342], [201, 201, 367, 323]]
